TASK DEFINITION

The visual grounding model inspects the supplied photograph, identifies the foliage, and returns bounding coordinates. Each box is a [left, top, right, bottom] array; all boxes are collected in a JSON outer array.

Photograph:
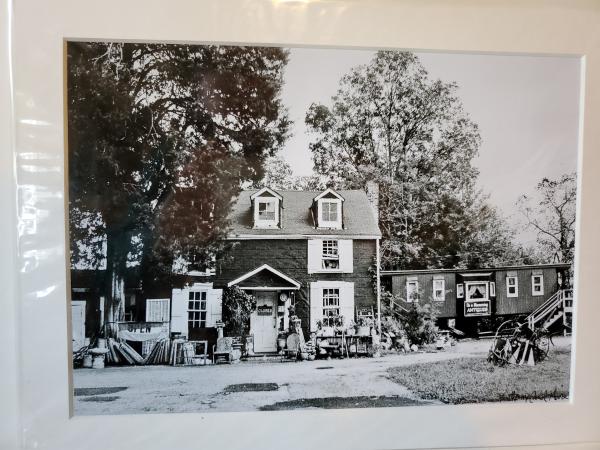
[[221, 286, 257, 337], [68, 42, 290, 307], [397, 295, 439, 345], [250, 156, 328, 191], [517, 172, 577, 264], [305, 51, 520, 270], [387, 348, 571, 404]]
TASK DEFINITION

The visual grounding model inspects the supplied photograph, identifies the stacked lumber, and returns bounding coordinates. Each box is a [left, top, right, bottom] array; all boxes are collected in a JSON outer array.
[[144, 339, 172, 365], [105, 338, 159, 366]]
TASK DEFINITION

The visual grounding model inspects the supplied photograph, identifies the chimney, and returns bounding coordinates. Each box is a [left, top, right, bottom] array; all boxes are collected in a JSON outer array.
[[365, 181, 379, 222]]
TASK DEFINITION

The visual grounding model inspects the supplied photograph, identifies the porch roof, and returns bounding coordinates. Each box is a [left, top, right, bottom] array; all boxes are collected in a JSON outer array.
[[227, 264, 301, 290]]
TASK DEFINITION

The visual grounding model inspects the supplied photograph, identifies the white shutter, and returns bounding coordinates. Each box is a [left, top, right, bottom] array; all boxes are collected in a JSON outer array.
[[207, 289, 223, 327], [146, 298, 170, 323], [339, 282, 355, 324], [170, 289, 188, 335], [307, 239, 322, 274], [338, 240, 354, 273], [309, 282, 323, 331]]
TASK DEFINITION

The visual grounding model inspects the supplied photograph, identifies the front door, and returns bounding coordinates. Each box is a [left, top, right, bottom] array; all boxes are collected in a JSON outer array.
[[250, 291, 278, 353], [71, 301, 86, 351]]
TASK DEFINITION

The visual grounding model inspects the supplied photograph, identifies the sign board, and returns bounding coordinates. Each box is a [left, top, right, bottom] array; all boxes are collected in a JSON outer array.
[[257, 305, 273, 316], [464, 300, 491, 317]]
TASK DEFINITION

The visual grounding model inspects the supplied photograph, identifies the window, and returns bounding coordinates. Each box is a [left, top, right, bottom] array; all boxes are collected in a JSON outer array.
[[532, 274, 544, 296], [406, 280, 419, 302], [317, 197, 342, 229], [258, 200, 276, 221], [321, 201, 338, 222], [490, 282, 496, 297], [457, 283, 464, 298], [507, 276, 518, 297], [146, 298, 170, 322], [188, 291, 207, 328], [466, 283, 488, 300], [321, 240, 340, 270], [433, 279, 445, 302], [322, 288, 340, 326]]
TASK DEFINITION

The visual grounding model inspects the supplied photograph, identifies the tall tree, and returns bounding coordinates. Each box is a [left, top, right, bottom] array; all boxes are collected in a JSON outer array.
[[517, 172, 577, 264], [306, 51, 516, 269], [68, 42, 290, 318]]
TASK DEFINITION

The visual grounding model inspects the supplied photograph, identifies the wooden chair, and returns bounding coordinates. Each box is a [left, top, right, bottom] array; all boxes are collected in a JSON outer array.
[[212, 337, 234, 364], [281, 333, 301, 362]]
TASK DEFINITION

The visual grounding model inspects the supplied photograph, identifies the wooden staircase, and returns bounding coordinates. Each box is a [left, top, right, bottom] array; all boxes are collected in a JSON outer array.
[[527, 289, 574, 332]]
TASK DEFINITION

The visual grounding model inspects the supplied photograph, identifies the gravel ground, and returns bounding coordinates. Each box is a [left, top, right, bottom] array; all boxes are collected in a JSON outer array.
[[72, 337, 571, 415]]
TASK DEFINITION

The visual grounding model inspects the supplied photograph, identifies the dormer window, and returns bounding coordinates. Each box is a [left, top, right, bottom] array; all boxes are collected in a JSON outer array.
[[250, 187, 282, 229], [258, 200, 276, 221], [313, 189, 344, 229]]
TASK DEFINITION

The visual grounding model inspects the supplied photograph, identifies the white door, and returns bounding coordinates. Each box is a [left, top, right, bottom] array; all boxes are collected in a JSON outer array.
[[71, 301, 86, 351], [250, 291, 278, 353]]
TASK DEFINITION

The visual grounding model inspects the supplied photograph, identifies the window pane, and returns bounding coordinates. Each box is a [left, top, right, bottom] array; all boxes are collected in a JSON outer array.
[[189, 292, 194, 300], [259, 201, 276, 220], [201, 291, 207, 300]]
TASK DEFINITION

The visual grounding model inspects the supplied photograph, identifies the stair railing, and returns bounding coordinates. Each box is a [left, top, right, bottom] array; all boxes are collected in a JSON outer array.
[[527, 289, 571, 330], [527, 290, 560, 329]]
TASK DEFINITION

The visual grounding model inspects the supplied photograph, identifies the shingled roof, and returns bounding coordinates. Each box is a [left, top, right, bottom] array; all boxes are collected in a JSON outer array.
[[227, 189, 381, 238]]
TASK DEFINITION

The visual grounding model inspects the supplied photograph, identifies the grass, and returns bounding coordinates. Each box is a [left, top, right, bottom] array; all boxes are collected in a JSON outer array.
[[387, 349, 571, 404]]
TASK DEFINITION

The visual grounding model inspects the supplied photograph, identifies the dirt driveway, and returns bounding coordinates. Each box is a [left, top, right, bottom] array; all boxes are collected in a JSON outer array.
[[72, 339, 531, 415]]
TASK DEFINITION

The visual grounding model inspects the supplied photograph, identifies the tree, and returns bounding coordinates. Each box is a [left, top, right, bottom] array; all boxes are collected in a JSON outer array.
[[249, 156, 296, 190], [306, 51, 517, 269], [68, 42, 290, 319], [517, 172, 577, 264]]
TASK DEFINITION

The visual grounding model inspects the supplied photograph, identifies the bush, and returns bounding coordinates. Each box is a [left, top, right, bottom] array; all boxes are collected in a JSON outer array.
[[401, 301, 438, 345], [222, 286, 256, 338]]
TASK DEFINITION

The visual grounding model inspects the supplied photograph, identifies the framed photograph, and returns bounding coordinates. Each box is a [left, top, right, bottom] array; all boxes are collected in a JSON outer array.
[[2, 1, 600, 449]]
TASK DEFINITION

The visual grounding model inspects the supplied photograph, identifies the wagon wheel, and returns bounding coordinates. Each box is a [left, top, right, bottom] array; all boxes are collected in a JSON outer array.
[[488, 319, 519, 365]]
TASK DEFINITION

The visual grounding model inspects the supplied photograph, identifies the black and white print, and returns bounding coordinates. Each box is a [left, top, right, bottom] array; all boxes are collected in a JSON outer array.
[[68, 42, 579, 414]]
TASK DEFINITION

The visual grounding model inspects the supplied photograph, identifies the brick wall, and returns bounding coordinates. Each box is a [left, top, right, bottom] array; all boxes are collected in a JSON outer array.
[[215, 239, 378, 333]]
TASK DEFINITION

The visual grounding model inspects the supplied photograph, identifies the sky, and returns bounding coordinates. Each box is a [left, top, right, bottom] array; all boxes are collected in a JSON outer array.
[[279, 47, 581, 247]]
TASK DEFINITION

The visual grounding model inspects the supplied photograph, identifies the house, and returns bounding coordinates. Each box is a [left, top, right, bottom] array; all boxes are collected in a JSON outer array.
[[70, 268, 222, 355], [212, 184, 382, 353], [381, 263, 573, 335]]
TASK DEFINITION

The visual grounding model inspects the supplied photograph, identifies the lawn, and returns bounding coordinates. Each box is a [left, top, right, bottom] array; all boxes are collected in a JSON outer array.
[[387, 348, 572, 404]]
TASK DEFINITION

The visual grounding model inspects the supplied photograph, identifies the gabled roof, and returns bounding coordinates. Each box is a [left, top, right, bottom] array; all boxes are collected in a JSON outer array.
[[227, 264, 301, 289], [250, 187, 282, 201], [227, 189, 381, 238], [313, 188, 345, 202]]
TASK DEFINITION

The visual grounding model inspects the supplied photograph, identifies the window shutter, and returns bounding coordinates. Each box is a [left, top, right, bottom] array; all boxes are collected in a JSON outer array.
[[170, 289, 188, 334], [146, 298, 170, 322], [207, 289, 223, 328], [307, 239, 322, 274], [309, 282, 322, 331], [339, 282, 355, 324], [338, 240, 354, 273]]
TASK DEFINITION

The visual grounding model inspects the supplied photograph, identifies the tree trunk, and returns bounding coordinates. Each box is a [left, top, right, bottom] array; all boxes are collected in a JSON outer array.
[[105, 228, 129, 334]]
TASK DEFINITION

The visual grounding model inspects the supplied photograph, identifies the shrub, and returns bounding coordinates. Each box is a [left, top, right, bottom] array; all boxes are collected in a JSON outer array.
[[222, 286, 256, 338]]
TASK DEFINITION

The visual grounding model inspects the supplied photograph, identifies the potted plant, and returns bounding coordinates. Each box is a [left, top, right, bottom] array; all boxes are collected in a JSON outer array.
[[277, 332, 287, 353], [356, 317, 373, 336]]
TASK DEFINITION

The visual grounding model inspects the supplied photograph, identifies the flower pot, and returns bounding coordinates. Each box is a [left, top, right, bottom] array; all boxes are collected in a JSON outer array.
[[277, 338, 286, 351]]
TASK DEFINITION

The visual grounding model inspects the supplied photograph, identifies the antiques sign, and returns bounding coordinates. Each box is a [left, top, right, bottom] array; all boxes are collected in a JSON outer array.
[[464, 300, 491, 317]]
